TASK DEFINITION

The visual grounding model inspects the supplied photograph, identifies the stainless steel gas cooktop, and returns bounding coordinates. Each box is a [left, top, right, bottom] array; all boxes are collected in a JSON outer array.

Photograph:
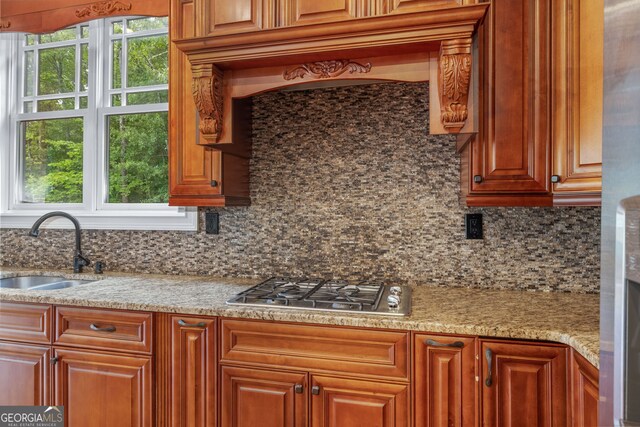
[[226, 277, 411, 316]]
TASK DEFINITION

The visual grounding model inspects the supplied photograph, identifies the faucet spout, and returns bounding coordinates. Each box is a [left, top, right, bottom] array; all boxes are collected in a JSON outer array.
[[28, 211, 90, 273]]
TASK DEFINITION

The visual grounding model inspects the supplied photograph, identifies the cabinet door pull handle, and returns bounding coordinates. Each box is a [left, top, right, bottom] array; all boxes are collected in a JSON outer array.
[[294, 384, 303, 394], [50, 356, 59, 365], [425, 339, 464, 348], [311, 386, 320, 395], [90, 323, 116, 333], [178, 319, 207, 328], [485, 348, 493, 387]]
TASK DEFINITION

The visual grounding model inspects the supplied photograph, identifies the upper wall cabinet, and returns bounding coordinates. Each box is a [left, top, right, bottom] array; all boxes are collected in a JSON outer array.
[[169, 0, 488, 205], [460, 0, 603, 207]]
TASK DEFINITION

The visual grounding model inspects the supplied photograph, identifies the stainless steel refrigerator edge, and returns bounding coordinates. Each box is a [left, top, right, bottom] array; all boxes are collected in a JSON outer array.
[[601, 1, 640, 424]]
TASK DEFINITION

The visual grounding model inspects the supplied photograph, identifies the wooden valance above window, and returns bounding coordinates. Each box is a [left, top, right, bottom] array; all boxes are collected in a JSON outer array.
[[0, 0, 168, 34]]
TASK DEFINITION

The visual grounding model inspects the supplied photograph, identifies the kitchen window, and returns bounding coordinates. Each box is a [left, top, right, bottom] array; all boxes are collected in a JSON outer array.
[[0, 17, 197, 230]]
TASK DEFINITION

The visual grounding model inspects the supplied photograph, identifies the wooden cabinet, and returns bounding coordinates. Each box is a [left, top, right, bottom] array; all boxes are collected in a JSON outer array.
[[570, 349, 598, 427], [53, 348, 152, 427], [480, 340, 568, 427], [463, 0, 552, 206], [204, 0, 270, 36], [310, 375, 409, 427], [551, 0, 603, 205], [414, 334, 477, 427], [0, 301, 52, 344], [169, 315, 216, 427], [221, 366, 308, 427], [281, 0, 358, 26], [168, 0, 250, 207], [462, 0, 603, 206], [0, 342, 51, 406]]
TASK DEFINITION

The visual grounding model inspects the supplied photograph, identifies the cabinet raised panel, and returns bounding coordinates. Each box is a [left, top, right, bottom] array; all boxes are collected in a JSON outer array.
[[170, 315, 216, 427], [0, 342, 50, 406], [0, 302, 52, 344], [206, 0, 266, 36], [471, 0, 550, 195], [481, 341, 567, 427], [414, 334, 477, 427], [551, 0, 603, 204], [282, 0, 358, 26], [570, 350, 598, 427], [310, 375, 409, 427], [54, 348, 152, 427], [220, 366, 308, 427]]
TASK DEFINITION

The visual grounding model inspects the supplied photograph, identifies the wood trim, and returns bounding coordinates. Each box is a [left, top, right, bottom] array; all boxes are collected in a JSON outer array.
[[552, 192, 601, 207], [174, 5, 488, 69], [0, 0, 168, 34], [154, 313, 171, 427], [465, 194, 554, 207], [0, 302, 52, 344]]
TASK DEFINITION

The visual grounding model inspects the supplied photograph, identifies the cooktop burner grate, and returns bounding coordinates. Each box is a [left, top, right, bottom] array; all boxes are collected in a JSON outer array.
[[226, 277, 411, 316]]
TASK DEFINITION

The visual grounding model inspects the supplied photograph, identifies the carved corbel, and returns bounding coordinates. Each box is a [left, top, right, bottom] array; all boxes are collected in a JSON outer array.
[[191, 64, 224, 144], [438, 38, 472, 133], [0, 21, 10, 30]]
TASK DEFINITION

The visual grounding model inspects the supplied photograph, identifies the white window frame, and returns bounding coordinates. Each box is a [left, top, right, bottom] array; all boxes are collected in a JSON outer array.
[[0, 18, 197, 231]]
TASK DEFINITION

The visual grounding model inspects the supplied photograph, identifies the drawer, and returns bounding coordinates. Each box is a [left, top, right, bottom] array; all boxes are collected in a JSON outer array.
[[0, 301, 52, 344], [220, 319, 409, 381], [55, 306, 152, 354]]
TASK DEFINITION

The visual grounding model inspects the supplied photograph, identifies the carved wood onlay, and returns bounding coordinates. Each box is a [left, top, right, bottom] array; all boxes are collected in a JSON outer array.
[[192, 64, 224, 144], [283, 60, 372, 80], [75, 0, 132, 18], [438, 38, 472, 133], [0, 21, 11, 30]]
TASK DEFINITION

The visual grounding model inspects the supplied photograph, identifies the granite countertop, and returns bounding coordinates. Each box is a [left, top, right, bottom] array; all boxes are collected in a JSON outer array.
[[0, 268, 600, 368]]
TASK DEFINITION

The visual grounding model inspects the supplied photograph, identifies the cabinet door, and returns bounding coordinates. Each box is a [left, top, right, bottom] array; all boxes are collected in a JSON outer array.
[[481, 341, 568, 427], [281, 0, 358, 26], [414, 334, 477, 427], [551, 0, 603, 204], [311, 375, 409, 427], [204, 0, 268, 36], [220, 365, 307, 427], [54, 348, 152, 427], [570, 350, 598, 427], [0, 342, 51, 406], [168, 0, 222, 206], [170, 315, 216, 427], [466, 0, 551, 205]]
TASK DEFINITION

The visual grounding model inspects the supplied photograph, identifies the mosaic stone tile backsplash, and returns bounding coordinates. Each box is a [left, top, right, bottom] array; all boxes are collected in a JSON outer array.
[[0, 82, 601, 292]]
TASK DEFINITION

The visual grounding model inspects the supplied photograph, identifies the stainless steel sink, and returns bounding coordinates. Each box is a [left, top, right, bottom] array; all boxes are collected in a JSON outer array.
[[29, 280, 95, 291], [0, 275, 95, 290]]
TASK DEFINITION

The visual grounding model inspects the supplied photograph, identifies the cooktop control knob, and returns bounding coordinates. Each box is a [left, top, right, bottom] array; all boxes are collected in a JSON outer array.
[[390, 286, 402, 296], [387, 294, 400, 308]]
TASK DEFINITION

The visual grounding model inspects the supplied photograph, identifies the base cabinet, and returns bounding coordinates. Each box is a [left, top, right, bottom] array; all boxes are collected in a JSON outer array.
[[413, 334, 477, 427], [0, 342, 51, 406], [53, 348, 152, 427], [170, 315, 216, 427], [220, 366, 308, 427], [480, 340, 568, 427], [310, 375, 409, 427], [570, 350, 598, 427]]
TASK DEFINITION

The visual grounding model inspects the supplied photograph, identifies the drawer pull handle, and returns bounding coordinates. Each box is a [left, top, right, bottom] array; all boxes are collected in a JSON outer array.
[[485, 347, 493, 387], [178, 319, 207, 328], [294, 384, 303, 394], [425, 339, 464, 348], [90, 323, 116, 333], [311, 386, 320, 395]]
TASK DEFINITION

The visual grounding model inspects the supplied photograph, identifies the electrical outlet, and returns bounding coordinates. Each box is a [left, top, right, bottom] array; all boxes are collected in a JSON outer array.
[[205, 212, 219, 235], [465, 213, 483, 239]]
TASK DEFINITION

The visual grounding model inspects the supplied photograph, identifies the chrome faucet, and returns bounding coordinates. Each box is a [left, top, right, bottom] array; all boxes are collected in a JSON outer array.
[[28, 211, 90, 273]]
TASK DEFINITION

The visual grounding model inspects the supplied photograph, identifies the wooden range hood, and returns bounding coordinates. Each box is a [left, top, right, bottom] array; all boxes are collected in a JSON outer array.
[[173, 3, 488, 154]]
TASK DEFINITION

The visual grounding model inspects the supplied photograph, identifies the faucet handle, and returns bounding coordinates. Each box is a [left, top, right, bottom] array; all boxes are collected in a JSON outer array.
[[94, 261, 105, 274]]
